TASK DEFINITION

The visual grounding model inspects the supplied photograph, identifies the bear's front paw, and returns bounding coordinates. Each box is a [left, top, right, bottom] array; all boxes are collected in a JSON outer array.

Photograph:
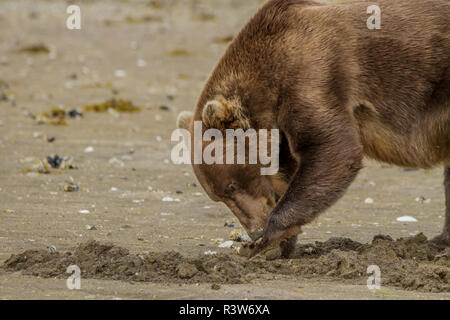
[[248, 221, 302, 259], [236, 242, 281, 260]]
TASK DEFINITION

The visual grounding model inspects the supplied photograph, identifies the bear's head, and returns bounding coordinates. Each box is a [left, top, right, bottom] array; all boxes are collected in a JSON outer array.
[[177, 95, 293, 240]]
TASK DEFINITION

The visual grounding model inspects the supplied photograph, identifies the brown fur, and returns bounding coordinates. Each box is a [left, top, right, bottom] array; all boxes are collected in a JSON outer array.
[[177, 0, 450, 257]]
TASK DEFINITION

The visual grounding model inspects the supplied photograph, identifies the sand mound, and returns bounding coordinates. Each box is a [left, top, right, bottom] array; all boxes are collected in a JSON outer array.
[[3, 234, 449, 292]]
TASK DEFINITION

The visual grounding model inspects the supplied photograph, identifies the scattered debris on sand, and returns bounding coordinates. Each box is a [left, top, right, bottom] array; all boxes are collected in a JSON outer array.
[[148, 0, 165, 9], [33, 99, 141, 125], [2, 234, 449, 292], [104, 14, 163, 26], [194, 12, 216, 22], [22, 155, 76, 174], [211, 283, 221, 290], [0, 93, 8, 102], [0, 80, 9, 90], [165, 49, 190, 57], [67, 109, 83, 118], [45, 155, 76, 170], [125, 14, 163, 24], [397, 216, 418, 222], [159, 105, 172, 111], [230, 230, 251, 242], [83, 98, 142, 113], [64, 183, 79, 192], [212, 35, 234, 44], [0, 80, 9, 103], [35, 107, 83, 125], [17, 43, 50, 54]]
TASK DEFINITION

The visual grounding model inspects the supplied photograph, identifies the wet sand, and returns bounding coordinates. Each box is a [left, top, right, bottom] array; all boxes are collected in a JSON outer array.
[[0, 0, 448, 299]]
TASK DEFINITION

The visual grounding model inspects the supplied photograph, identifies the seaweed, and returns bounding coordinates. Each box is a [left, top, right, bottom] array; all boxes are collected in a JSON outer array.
[[82, 98, 142, 113]]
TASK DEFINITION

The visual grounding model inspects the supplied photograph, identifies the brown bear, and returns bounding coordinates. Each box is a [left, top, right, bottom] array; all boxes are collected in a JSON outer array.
[[176, 0, 450, 258]]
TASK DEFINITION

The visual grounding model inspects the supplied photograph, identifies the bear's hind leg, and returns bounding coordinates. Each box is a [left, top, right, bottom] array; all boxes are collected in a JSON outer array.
[[431, 166, 450, 247]]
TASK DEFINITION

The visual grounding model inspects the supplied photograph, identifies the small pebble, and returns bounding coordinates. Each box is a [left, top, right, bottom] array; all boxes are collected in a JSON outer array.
[[136, 59, 147, 67], [364, 197, 374, 204], [114, 70, 126, 78], [218, 240, 234, 248], [159, 105, 172, 111], [64, 184, 79, 192], [84, 146, 94, 153], [109, 157, 125, 167], [130, 41, 138, 50], [68, 109, 83, 118], [160, 212, 174, 216], [224, 221, 235, 228], [211, 284, 221, 290], [400, 168, 418, 172], [0, 93, 9, 102], [230, 230, 251, 242], [64, 81, 73, 89], [162, 197, 180, 202], [415, 196, 431, 204], [396, 216, 418, 222]]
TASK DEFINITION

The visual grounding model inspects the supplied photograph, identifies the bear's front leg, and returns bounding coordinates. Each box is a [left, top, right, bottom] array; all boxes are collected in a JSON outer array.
[[249, 112, 364, 258]]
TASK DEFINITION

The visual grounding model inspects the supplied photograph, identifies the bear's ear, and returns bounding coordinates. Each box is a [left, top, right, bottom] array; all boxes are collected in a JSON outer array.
[[176, 111, 193, 130], [202, 96, 250, 130]]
